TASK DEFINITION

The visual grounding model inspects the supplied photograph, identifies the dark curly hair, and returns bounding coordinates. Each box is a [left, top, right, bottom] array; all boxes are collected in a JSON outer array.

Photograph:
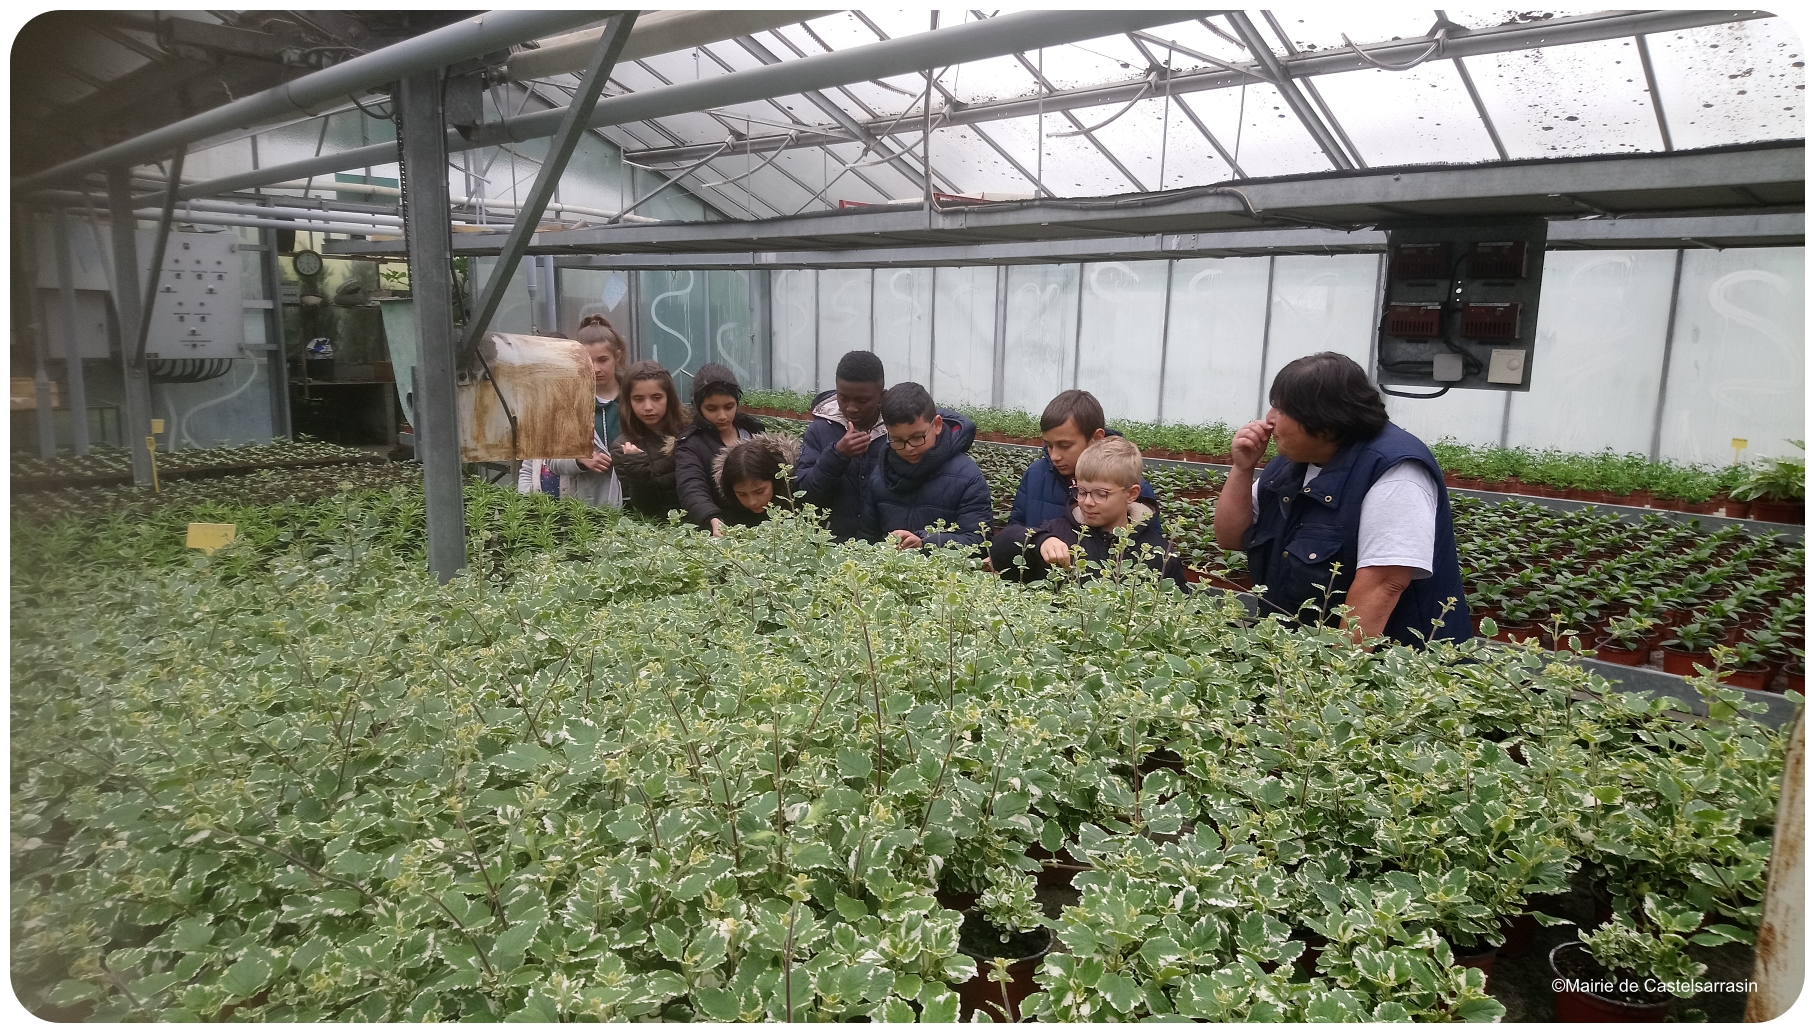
[[1268, 352, 1389, 444]]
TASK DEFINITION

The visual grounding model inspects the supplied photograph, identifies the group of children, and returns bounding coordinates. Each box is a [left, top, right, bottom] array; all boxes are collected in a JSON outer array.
[[520, 323, 1187, 589]]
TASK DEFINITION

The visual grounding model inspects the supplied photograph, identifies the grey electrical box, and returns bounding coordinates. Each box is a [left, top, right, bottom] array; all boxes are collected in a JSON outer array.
[[147, 232, 244, 359], [1375, 218, 1547, 393]]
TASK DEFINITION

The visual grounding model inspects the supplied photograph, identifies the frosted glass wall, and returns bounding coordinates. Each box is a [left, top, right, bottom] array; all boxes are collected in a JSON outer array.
[[1657, 247, 1805, 464], [930, 266, 996, 407], [770, 269, 817, 394], [817, 269, 872, 379], [1076, 261, 1169, 423], [872, 268, 933, 385], [769, 247, 1803, 465], [1001, 264, 1079, 414], [1161, 256, 1272, 427]]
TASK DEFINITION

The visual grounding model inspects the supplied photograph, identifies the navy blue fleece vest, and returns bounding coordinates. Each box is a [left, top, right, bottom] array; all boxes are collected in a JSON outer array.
[[1244, 422, 1470, 647]]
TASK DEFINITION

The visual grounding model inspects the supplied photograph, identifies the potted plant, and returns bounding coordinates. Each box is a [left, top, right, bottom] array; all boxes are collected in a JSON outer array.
[[957, 869, 1052, 1021], [1715, 643, 1773, 691], [1729, 442, 1804, 524], [1547, 886, 1738, 1025], [1594, 614, 1654, 666], [1660, 618, 1721, 675]]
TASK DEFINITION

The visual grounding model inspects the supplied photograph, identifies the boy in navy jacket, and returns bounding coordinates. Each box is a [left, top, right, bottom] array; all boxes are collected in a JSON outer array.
[[992, 437, 1186, 590], [795, 351, 889, 540], [858, 383, 992, 549]]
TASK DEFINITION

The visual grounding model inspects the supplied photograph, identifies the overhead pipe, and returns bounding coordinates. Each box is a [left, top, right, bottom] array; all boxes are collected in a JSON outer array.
[[126, 209, 399, 237], [159, 9, 1199, 200], [181, 198, 402, 226], [503, 9, 837, 82], [256, 180, 656, 224], [12, 9, 608, 192]]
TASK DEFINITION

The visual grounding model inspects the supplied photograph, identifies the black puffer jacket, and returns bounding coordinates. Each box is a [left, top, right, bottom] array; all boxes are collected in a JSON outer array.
[[991, 501, 1188, 591], [673, 411, 769, 529], [711, 433, 802, 527], [612, 430, 681, 520]]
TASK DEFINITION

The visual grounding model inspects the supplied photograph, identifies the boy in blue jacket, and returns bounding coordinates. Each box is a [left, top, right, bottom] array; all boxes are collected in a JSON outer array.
[[794, 351, 888, 540], [991, 437, 1187, 590], [1007, 390, 1156, 526], [858, 382, 992, 550]]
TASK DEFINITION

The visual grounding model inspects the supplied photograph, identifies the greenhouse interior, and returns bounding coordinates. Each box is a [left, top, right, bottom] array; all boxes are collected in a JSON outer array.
[[7, 7, 1807, 1024]]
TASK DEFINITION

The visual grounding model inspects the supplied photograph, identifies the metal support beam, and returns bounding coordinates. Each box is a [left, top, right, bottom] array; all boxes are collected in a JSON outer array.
[[1648, 248, 1687, 461], [1225, 12, 1354, 171], [397, 70, 466, 582], [255, 218, 292, 440], [14, 10, 606, 190], [1635, 35, 1675, 152], [134, 148, 185, 367], [14, 207, 57, 457], [164, 9, 1192, 199], [462, 14, 638, 355], [1259, 11, 1366, 168], [991, 264, 1008, 408], [106, 169, 155, 485], [53, 215, 91, 454], [1452, 56, 1510, 161]]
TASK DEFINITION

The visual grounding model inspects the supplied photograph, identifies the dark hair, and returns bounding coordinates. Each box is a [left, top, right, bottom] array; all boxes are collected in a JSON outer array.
[[619, 360, 686, 441], [835, 350, 885, 385], [1268, 351, 1389, 444], [692, 362, 742, 405], [574, 313, 626, 362], [880, 382, 936, 426], [1040, 389, 1105, 438], [717, 437, 797, 515]]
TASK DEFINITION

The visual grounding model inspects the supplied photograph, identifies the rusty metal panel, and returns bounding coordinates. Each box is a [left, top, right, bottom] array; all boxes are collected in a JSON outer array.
[[1747, 714, 1803, 1022], [457, 333, 593, 462]]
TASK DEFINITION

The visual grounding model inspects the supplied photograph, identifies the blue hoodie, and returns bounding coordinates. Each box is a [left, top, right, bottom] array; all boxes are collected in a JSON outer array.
[[856, 411, 991, 548]]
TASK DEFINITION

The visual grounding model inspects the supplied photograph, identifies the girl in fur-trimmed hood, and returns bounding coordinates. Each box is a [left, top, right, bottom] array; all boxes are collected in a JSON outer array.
[[712, 433, 802, 527]]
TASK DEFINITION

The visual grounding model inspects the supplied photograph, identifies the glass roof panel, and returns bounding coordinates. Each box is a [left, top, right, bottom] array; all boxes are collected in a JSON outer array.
[[1146, 96, 1242, 189], [1462, 38, 1665, 157], [943, 53, 1045, 107], [923, 125, 1038, 197], [1309, 61, 1504, 167], [1263, 10, 1444, 55], [1175, 84, 1332, 179], [1648, 17, 1805, 149], [1447, 9, 1602, 33], [1129, 18, 1253, 71], [1038, 35, 1155, 92]]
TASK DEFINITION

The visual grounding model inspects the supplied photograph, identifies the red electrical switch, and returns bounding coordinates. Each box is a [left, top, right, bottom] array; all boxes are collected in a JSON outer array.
[[1461, 302, 1521, 339], [1385, 304, 1443, 338]]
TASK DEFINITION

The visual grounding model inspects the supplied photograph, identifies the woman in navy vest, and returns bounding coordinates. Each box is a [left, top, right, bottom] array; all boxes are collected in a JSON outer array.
[[1213, 352, 1470, 648]]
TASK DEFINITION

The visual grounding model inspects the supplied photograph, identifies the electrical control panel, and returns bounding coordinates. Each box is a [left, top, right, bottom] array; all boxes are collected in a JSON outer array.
[[1375, 218, 1546, 394], [146, 231, 244, 360]]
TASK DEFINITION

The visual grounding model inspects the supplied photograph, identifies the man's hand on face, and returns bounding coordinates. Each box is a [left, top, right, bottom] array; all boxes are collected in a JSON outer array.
[[834, 425, 871, 458], [1039, 537, 1073, 568], [1230, 421, 1272, 473]]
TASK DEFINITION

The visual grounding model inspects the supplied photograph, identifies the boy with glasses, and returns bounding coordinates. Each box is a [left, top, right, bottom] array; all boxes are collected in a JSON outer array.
[[857, 382, 992, 550], [990, 437, 1186, 590]]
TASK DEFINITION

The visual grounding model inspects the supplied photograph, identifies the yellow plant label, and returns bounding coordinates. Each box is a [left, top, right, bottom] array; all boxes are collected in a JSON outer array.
[[1732, 438, 1748, 451], [186, 523, 237, 555], [151, 419, 165, 434]]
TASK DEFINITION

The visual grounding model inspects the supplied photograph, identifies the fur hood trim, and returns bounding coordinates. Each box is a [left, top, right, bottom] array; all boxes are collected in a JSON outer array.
[[711, 432, 802, 486]]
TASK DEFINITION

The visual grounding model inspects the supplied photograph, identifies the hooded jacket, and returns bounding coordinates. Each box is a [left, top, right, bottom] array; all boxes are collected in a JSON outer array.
[[611, 429, 681, 520], [674, 410, 770, 529], [856, 411, 992, 548], [711, 433, 802, 527], [991, 500, 1188, 591], [1008, 428, 1159, 529], [795, 389, 890, 540]]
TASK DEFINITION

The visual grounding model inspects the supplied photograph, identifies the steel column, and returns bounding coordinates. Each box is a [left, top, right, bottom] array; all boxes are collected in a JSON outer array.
[[1636, 35, 1675, 152], [1254, 255, 1277, 420], [991, 264, 1008, 409], [1648, 249, 1688, 460], [256, 222, 292, 439], [1155, 258, 1175, 423], [106, 169, 155, 485], [52, 215, 91, 454], [398, 70, 466, 582], [463, 14, 638, 354], [14, 208, 57, 456]]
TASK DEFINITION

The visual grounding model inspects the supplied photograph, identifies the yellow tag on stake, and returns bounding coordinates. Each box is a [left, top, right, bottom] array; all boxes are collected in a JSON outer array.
[[187, 523, 237, 555]]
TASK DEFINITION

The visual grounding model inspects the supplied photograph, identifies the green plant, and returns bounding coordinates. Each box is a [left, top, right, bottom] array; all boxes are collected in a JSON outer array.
[[1601, 613, 1655, 651], [1729, 442, 1805, 502], [1576, 901, 1708, 997]]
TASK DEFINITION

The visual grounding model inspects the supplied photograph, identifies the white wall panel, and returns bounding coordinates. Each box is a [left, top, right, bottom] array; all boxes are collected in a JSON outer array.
[[817, 269, 872, 388], [930, 266, 996, 407], [769, 269, 817, 394], [1002, 264, 1079, 414], [1385, 390, 1508, 448], [1161, 256, 1272, 427], [1076, 261, 1169, 422], [1262, 254, 1381, 394], [871, 268, 933, 386], [1505, 250, 1679, 454], [1657, 247, 1805, 464]]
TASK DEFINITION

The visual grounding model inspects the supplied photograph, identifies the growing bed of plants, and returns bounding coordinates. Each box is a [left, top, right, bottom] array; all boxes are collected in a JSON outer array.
[[11, 439, 382, 490], [10, 471, 1792, 1022]]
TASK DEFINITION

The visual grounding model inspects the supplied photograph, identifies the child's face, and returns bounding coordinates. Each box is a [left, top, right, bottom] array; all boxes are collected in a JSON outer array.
[[629, 380, 667, 428], [700, 393, 738, 430], [1075, 479, 1139, 528], [586, 342, 618, 388], [734, 479, 775, 512], [1043, 419, 1106, 479]]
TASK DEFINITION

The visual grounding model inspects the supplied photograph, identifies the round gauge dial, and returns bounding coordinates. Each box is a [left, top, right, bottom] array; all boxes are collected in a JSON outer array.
[[293, 249, 323, 277]]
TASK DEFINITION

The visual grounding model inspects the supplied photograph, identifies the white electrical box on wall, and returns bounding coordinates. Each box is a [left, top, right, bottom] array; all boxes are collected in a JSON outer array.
[[147, 232, 244, 360]]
